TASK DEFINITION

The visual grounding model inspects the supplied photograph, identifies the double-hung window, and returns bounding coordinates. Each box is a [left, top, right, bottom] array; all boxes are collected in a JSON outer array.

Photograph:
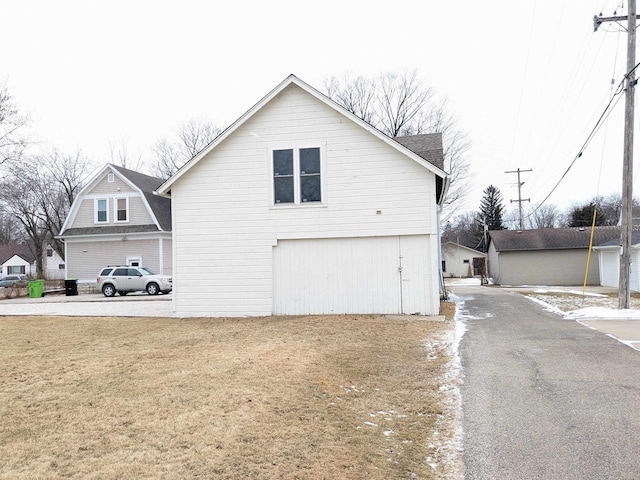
[[273, 147, 322, 205], [95, 198, 108, 223], [115, 197, 129, 222]]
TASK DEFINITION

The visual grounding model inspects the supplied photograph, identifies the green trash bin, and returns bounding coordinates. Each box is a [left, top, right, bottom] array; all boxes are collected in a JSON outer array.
[[28, 280, 44, 298]]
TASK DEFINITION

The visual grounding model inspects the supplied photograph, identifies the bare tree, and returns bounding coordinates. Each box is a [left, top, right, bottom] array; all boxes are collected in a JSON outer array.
[[38, 148, 92, 258], [325, 70, 471, 218], [151, 118, 221, 179], [109, 136, 145, 172], [527, 204, 563, 229], [0, 82, 29, 167], [0, 210, 20, 244], [0, 170, 48, 277]]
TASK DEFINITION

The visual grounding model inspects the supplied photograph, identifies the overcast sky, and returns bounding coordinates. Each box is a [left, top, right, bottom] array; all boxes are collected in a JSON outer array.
[[1, 0, 635, 219]]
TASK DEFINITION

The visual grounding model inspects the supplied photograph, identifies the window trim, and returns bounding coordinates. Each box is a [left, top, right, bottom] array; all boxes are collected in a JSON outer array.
[[269, 144, 325, 207], [95, 198, 109, 224], [114, 197, 129, 223]]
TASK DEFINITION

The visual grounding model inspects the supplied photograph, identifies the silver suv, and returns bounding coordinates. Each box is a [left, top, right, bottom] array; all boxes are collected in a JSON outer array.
[[97, 266, 172, 297]]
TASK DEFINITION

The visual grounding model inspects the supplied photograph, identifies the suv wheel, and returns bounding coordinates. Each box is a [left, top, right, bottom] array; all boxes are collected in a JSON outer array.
[[146, 282, 159, 295], [102, 284, 116, 297]]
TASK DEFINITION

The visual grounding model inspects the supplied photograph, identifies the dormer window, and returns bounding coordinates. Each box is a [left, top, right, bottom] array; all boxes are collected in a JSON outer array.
[[95, 198, 109, 223], [108, 173, 115, 183], [115, 197, 129, 222]]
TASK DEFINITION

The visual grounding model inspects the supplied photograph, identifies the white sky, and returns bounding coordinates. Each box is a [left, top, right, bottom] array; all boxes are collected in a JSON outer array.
[[1, 0, 636, 218]]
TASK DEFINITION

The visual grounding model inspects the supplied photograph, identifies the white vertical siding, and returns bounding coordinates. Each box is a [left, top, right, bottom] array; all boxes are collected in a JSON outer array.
[[273, 237, 402, 315], [171, 84, 440, 317], [400, 235, 439, 315]]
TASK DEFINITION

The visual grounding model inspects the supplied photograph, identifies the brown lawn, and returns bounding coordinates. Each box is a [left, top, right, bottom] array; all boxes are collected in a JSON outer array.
[[0, 313, 457, 479]]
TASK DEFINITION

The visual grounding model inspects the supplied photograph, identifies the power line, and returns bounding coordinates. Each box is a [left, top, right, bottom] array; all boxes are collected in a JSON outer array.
[[528, 64, 635, 216]]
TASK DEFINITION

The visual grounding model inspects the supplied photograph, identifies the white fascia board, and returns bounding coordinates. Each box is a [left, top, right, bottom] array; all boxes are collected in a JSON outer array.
[[59, 231, 171, 242], [155, 74, 447, 196]]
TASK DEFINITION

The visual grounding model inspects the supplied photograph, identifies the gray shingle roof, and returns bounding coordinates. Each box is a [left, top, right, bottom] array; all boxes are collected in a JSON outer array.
[[489, 226, 622, 252], [394, 133, 444, 171], [61, 225, 161, 237], [0, 243, 36, 264], [595, 230, 640, 248], [111, 165, 171, 231]]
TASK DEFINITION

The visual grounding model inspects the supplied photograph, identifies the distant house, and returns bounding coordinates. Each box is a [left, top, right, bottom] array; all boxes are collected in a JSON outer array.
[[0, 244, 65, 279], [487, 227, 621, 286], [441, 242, 486, 278], [593, 231, 640, 291], [58, 164, 172, 283], [156, 74, 448, 317]]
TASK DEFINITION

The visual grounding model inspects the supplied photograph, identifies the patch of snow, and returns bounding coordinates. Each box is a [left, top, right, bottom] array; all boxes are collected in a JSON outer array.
[[565, 307, 640, 320], [364, 421, 378, 427], [525, 295, 566, 316], [383, 429, 394, 436]]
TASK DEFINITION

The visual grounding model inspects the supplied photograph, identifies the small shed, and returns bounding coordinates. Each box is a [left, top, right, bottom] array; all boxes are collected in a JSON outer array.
[[441, 242, 486, 278], [593, 231, 640, 292], [487, 227, 621, 286]]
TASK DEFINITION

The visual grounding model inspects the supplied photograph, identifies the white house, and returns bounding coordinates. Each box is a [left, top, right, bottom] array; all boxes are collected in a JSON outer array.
[[593, 231, 640, 292], [441, 242, 486, 278], [156, 75, 448, 317], [0, 244, 65, 279], [58, 164, 172, 283]]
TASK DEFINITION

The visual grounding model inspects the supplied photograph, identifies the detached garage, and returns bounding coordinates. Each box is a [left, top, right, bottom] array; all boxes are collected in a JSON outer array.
[[487, 227, 621, 286], [156, 75, 447, 317]]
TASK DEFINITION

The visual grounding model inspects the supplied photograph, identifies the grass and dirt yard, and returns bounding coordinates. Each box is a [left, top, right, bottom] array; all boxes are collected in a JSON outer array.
[[0, 310, 459, 479]]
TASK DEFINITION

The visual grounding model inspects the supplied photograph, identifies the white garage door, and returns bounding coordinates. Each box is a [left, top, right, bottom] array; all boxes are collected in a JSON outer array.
[[273, 235, 433, 315]]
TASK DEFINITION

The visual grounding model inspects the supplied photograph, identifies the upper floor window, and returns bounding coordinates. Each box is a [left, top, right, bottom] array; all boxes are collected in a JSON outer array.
[[272, 147, 322, 205], [107, 173, 115, 183], [115, 197, 129, 222], [95, 198, 108, 223]]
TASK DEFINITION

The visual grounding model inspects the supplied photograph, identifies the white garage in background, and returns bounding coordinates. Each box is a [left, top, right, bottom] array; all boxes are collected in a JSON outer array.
[[156, 75, 447, 317], [594, 232, 640, 292]]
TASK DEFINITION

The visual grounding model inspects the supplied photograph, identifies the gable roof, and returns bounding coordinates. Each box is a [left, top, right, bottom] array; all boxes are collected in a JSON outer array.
[[394, 134, 444, 170], [0, 244, 35, 265], [156, 74, 447, 196], [59, 164, 171, 236], [110, 165, 171, 231], [441, 241, 487, 257], [489, 226, 622, 252], [594, 230, 640, 249]]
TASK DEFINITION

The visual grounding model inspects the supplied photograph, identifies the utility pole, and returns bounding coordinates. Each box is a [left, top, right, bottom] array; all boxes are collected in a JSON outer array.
[[505, 168, 532, 230], [594, 2, 636, 309]]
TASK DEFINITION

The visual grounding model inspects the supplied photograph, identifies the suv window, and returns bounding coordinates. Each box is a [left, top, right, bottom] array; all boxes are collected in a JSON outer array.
[[100, 268, 113, 276], [128, 268, 141, 276], [113, 268, 129, 276]]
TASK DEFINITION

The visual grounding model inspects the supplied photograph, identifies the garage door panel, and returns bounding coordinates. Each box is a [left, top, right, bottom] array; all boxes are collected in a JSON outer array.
[[273, 237, 401, 315]]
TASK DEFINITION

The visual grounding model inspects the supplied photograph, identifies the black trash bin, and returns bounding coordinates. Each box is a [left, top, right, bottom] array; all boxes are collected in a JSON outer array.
[[64, 279, 78, 296]]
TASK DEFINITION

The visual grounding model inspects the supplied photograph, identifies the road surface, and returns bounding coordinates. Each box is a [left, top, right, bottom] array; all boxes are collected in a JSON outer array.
[[454, 285, 640, 480]]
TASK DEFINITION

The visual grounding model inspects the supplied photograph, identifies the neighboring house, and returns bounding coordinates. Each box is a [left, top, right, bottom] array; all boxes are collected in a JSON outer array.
[[441, 242, 486, 278], [58, 164, 172, 283], [0, 244, 35, 277], [487, 227, 621, 286], [0, 244, 64, 279], [156, 74, 448, 317], [593, 231, 640, 291]]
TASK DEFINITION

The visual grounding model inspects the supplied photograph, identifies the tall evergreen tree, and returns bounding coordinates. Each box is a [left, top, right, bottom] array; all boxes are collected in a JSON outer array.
[[478, 185, 505, 231]]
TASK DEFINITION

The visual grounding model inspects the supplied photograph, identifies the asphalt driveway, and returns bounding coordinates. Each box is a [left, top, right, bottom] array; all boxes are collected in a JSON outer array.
[[453, 284, 640, 479]]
